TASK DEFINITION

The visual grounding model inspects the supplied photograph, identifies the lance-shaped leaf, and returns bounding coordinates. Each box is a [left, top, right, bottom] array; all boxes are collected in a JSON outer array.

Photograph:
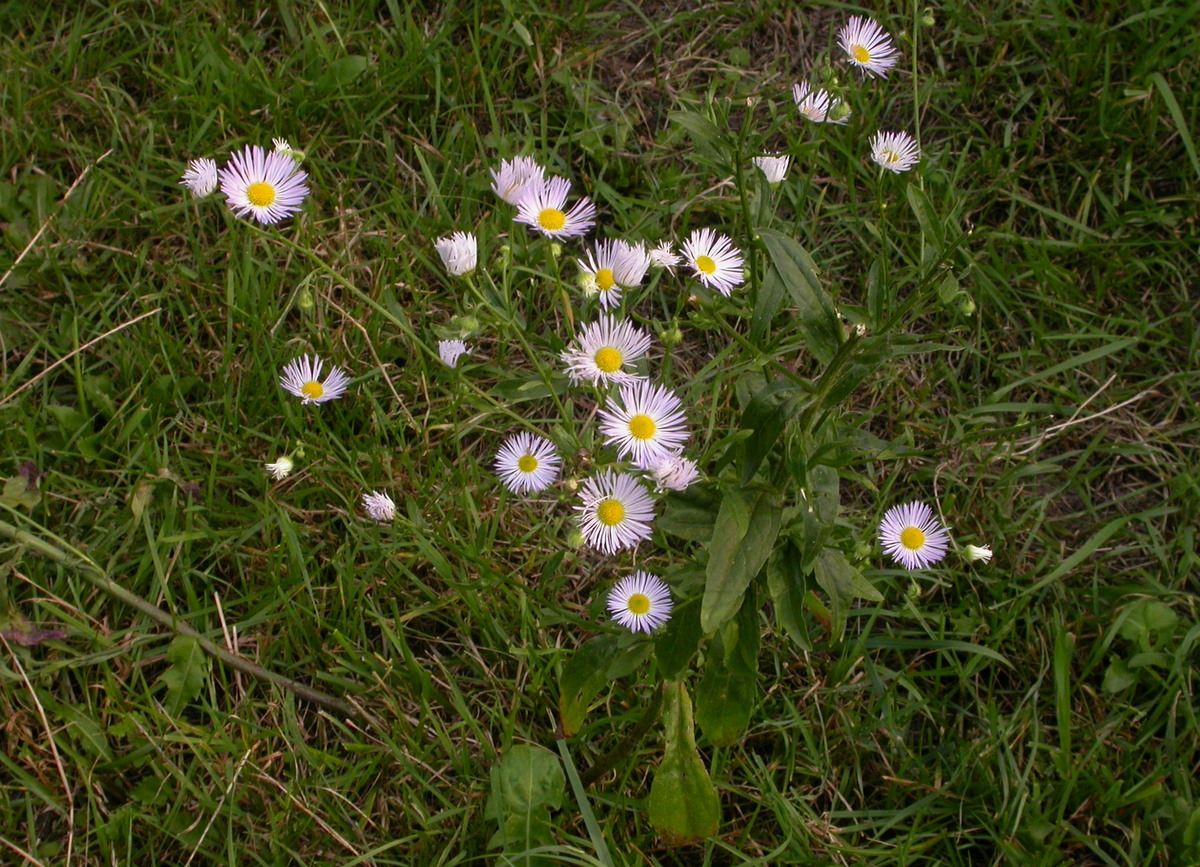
[[702, 488, 782, 634], [649, 682, 720, 845], [812, 548, 883, 643], [757, 228, 841, 366], [558, 634, 620, 737]]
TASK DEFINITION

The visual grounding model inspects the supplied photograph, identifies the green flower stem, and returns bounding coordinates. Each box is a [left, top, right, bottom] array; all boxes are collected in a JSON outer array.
[[0, 514, 385, 732], [577, 681, 664, 787]]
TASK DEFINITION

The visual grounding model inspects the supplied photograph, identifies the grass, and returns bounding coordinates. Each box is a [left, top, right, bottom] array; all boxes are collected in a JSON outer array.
[[1, 0, 1198, 864]]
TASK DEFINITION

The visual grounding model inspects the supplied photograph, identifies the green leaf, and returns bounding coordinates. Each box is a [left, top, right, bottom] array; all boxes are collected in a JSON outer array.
[[648, 683, 720, 845], [694, 644, 755, 747], [317, 55, 368, 91], [1116, 599, 1178, 648], [669, 110, 732, 163], [484, 744, 565, 857], [738, 378, 809, 485], [658, 498, 717, 543], [905, 184, 945, 251], [812, 548, 882, 643], [701, 489, 782, 634], [158, 635, 208, 716], [757, 228, 841, 366], [558, 635, 619, 736], [0, 475, 39, 510], [1101, 658, 1138, 693], [767, 549, 813, 651], [656, 598, 702, 680], [809, 465, 838, 524]]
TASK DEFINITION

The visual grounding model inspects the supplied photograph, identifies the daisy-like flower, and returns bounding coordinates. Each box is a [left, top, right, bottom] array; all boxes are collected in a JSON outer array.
[[438, 339, 471, 368], [362, 490, 396, 522], [180, 158, 219, 197], [513, 176, 596, 240], [219, 144, 309, 225], [648, 454, 701, 492], [434, 232, 478, 276], [869, 130, 921, 173], [837, 15, 900, 78], [607, 571, 674, 634], [753, 155, 791, 185], [598, 380, 690, 468], [279, 355, 350, 405], [964, 544, 994, 564], [494, 432, 561, 494], [264, 455, 294, 480], [680, 228, 744, 297], [878, 502, 950, 570], [561, 315, 651, 386], [648, 241, 681, 271], [490, 155, 546, 205], [792, 81, 850, 124], [576, 240, 650, 309], [575, 468, 656, 555]]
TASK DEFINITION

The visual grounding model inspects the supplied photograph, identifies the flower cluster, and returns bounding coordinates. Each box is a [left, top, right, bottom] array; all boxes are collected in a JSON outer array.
[[182, 139, 310, 225], [787, 16, 922, 175]]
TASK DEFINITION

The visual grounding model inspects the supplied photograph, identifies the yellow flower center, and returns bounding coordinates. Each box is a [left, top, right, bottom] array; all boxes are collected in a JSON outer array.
[[594, 346, 623, 374], [596, 268, 615, 290], [596, 499, 625, 526], [627, 593, 651, 615], [628, 414, 656, 440], [900, 526, 926, 551], [301, 381, 325, 400], [696, 255, 716, 274], [852, 45, 871, 64], [247, 181, 277, 208], [538, 208, 566, 231], [517, 455, 539, 474], [883, 150, 900, 164]]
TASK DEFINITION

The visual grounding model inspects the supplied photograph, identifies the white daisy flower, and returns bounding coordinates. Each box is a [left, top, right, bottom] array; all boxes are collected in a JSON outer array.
[[362, 490, 396, 522], [964, 544, 993, 564], [607, 571, 674, 634], [279, 355, 350, 405], [576, 240, 650, 309], [575, 469, 656, 555], [792, 82, 850, 124], [561, 315, 651, 386], [879, 501, 950, 570], [647, 455, 701, 492], [598, 380, 690, 468], [264, 456, 294, 480], [513, 176, 596, 240], [219, 144, 309, 225], [648, 242, 681, 270], [180, 158, 219, 197], [434, 231, 478, 276], [753, 155, 791, 185], [438, 339, 471, 368], [837, 15, 900, 78], [869, 130, 921, 173], [490, 155, 546, 205], [680, 228, 744, 297], [494, 432, 561, 494]]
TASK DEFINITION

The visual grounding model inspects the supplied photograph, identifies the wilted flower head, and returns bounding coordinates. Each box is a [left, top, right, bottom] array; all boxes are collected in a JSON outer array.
[[964, 544, 993, 563], [264, 456, 294, 480], [180, 158, 219, 197], [648, 242, 681, 270], [648, 455, 701, 492], [490, 156, 546, 205], [434, 232, 478, 276], [438, 339, 471, 368], [792, 82, 850, 125], [362, 490, 396, 522], [753, 154, 791, 185]]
